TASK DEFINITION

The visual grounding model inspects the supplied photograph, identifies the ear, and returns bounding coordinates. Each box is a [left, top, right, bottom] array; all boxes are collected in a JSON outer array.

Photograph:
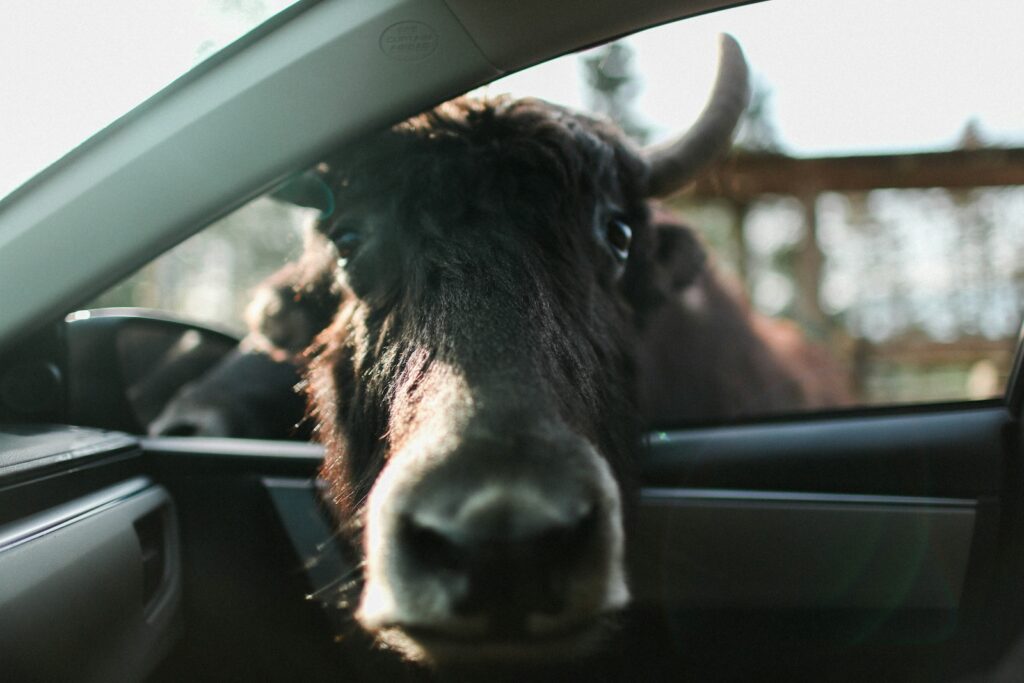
[[269, 165, 336, 215], [650, 218, 708, 293], [244, 230, 342, 361], [621, 208, 708, 324], [618, 208, 708, 327]]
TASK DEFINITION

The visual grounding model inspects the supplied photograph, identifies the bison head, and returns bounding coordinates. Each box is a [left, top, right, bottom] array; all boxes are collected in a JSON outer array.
[[281, 35, 749, 665]]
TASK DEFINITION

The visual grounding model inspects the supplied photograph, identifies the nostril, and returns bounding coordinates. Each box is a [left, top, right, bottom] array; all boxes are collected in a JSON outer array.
[[410, 501, 603, 620], [561, 504, 599, 553], [400, 515, 466, 572], [531, 504, 598, 563]]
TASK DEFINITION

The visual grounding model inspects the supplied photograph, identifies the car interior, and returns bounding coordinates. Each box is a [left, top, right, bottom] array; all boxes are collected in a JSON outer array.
[[1, 0, 1023, 680]]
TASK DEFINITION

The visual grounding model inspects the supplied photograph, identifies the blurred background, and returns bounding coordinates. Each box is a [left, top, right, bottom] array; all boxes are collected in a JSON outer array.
[[84, 0, 1024, 413]]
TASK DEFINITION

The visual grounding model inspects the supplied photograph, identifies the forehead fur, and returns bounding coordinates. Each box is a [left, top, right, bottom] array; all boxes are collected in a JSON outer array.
[[328, 96, 649, 219]]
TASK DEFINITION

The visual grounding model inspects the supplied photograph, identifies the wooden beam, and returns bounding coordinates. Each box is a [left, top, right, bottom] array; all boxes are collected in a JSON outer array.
[[793, 194, 827, 333], [859, 337, 1017, 368], [686, 147, 1024, 201]]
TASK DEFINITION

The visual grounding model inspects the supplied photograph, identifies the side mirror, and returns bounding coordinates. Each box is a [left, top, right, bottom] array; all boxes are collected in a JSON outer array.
[[65, 309, 239, 433]]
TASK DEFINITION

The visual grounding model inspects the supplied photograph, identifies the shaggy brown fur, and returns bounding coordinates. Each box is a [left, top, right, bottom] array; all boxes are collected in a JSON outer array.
[[299, 97, 650, 516]]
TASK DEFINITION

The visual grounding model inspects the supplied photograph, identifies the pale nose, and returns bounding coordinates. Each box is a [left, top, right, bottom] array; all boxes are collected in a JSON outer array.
[[398, 487, 600, 625]]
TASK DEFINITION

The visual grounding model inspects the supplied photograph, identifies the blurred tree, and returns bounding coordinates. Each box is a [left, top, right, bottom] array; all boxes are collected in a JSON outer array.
[[729, 80, 782, 293], [210, 0, 269, 21], [89, 198, 308, 334], [957, 118, 985, 150], [581, 42, 651, 144], [733, 78, 782, 153]]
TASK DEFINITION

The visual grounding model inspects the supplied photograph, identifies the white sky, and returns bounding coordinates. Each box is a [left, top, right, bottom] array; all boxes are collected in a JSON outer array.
[[1, 0, 1023, 200]]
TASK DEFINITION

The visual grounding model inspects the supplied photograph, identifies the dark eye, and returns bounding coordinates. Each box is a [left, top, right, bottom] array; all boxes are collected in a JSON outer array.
[[334, 231, 363, 261], [606, 219, 632, 260]]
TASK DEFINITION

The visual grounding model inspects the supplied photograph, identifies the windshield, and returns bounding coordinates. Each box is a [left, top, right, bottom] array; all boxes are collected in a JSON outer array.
[[0, 0, 303, 201]]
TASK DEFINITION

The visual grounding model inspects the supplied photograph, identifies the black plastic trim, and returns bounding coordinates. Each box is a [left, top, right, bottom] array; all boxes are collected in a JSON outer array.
[[643, 406, 1009, 497], [143, 436, 323, 480], [1006, 323, 1024, 418], [641, 487, 977, 508], [0, 476, 151, 552]]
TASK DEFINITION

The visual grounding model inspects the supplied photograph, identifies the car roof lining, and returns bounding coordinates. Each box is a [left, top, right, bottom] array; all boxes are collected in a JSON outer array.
[[0, 0, 745, 352]]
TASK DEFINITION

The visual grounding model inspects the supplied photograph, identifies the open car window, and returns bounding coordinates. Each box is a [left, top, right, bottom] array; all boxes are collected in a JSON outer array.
[[84, 0, 1024, 430], [89, 198, 313, 337]]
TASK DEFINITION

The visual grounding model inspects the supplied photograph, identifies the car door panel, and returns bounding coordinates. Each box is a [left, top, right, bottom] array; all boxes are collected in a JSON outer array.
[[634, 407, 1012, 620], [140, 437, 412, 683], [625, 403, 1019, 681], [0, 427, 181, 683], [135, 402, 1016, 680], [633, 489, 978, 612]]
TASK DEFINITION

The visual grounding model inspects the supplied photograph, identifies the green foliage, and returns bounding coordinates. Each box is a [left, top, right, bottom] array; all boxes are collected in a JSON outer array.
[[581, 42, 651, 144]]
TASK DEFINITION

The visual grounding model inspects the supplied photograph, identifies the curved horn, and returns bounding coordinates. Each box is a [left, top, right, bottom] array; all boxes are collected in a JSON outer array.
[[643, 34, 750, 198]]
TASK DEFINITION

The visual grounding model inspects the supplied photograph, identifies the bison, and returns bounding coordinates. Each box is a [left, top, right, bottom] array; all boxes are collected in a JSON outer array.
[[152, 35, 847, 670]]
